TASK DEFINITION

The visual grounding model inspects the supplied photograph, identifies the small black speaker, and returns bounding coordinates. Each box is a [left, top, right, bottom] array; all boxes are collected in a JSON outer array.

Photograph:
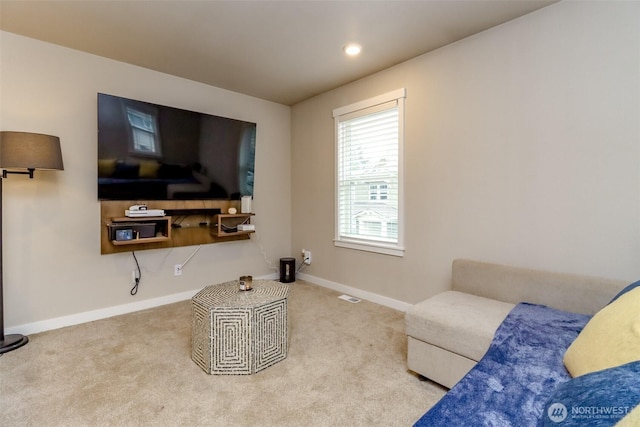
[[279, 257, 296, 283]]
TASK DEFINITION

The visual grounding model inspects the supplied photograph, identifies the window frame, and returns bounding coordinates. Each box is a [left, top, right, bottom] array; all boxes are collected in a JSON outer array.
[[123, 102, 162, 158], [332, 88, 406, 257]]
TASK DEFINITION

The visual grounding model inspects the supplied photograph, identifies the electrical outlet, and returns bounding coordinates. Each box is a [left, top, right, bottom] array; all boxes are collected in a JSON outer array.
[[303, 250, 311, 265], [174, 264, 182, 276]]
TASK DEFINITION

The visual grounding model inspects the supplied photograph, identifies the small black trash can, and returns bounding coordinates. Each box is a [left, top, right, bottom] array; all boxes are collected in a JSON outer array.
[[279, 257, 296, 283]]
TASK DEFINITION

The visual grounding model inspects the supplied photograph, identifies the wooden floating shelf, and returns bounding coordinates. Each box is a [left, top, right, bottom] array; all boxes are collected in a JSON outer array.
[[100, 200, 253, 254], [211, 213, 255, 237], [112, 236, 170, 246]]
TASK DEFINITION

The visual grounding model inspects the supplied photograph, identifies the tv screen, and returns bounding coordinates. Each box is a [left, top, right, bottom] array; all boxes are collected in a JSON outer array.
[[97, 93, 256, 201]]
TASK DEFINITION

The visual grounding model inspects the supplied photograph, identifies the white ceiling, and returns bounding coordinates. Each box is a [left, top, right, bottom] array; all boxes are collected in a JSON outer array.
[[0, 0, 556, 105]]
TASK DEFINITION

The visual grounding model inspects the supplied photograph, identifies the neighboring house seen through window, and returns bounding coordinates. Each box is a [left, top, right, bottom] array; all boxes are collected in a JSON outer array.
[[333, 88, 405, 257], [369, 182, 389, 200]]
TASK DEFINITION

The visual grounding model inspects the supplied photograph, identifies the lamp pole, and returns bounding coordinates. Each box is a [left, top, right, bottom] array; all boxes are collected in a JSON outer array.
[[0, 174, 29, 354]]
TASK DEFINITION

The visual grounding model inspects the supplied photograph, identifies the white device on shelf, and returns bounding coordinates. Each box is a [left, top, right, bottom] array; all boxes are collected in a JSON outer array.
[[128, 204, 147, 211], [241, 196, 252, 214], [237, 224, 255, 231], [125, 209, 165, 217]]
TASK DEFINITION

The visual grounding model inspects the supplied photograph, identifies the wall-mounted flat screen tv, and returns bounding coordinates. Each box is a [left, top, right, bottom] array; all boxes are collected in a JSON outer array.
[[97, 93, 256, 201]]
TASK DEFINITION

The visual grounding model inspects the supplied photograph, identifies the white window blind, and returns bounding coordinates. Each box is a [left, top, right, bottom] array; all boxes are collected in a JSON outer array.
[[125, 104, 161, 157], [333, 89, 405, 257]]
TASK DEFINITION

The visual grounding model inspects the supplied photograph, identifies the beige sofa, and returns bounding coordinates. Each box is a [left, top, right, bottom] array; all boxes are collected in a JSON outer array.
[[405, 259, 626, 389]]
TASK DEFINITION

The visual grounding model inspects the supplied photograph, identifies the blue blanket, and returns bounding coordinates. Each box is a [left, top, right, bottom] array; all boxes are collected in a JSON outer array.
[[414, 303, 590, 427], [539, 360, 640, 426]]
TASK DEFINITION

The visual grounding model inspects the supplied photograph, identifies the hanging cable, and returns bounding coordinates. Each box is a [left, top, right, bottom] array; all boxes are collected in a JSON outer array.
[[296, 255, 309, 274], [252, 231, 278, 273], [131, 251, 142, 295], [180, 245, 202, 270]]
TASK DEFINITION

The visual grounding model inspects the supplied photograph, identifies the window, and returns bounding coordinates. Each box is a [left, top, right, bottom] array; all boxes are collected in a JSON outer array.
[[125, 104, 161, 157], [333, 88, 405, 257]]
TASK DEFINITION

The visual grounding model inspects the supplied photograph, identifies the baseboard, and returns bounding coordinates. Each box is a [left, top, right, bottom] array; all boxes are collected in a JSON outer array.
[[7, 274, 279, 336], [6, 272, 408, 336], [5, 289, 198, 336], [296, 272, 412, 312]]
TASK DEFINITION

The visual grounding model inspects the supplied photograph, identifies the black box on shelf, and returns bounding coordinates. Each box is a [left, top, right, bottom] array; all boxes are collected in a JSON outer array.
[[109, 223, 157, 240], [131, 223, 156, 239]]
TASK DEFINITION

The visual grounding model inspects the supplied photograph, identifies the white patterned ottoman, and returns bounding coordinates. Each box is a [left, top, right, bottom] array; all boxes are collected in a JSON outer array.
[[191, 279, 290, 374]]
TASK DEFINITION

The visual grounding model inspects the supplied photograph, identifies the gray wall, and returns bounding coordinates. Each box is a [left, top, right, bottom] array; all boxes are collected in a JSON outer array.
[[291, 1, 640, 305]]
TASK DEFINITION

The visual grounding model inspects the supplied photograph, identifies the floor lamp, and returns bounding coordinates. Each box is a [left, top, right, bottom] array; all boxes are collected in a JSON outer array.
[[0, 131, 64, 354]]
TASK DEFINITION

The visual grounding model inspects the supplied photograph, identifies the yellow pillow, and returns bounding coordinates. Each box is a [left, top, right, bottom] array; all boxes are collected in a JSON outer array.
[[97, 158, 116, 177], [563, 287, 640, 377], [617, 404, 640, 427], [139, 160, 160, 178]]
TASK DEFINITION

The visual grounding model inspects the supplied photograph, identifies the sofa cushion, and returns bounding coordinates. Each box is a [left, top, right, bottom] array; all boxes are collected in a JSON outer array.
[[563, 286, 640, 377], [415, 303, 589, 426], [113, 161, 139, 178], [98, 158, 117, 177], [406, 291, 514, 361], [138, 160, 161, 178]]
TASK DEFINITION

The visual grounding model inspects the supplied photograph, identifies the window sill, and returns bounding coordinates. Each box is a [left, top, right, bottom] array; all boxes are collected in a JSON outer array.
[[334, 239, 405, 257]]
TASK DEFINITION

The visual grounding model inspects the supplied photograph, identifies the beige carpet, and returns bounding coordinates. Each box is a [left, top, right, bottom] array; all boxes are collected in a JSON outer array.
[[0, 280, 445, 426]]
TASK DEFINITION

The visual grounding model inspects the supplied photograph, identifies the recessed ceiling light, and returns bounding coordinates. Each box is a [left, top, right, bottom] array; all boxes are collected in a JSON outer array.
[[343, 43, 362, 56]]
